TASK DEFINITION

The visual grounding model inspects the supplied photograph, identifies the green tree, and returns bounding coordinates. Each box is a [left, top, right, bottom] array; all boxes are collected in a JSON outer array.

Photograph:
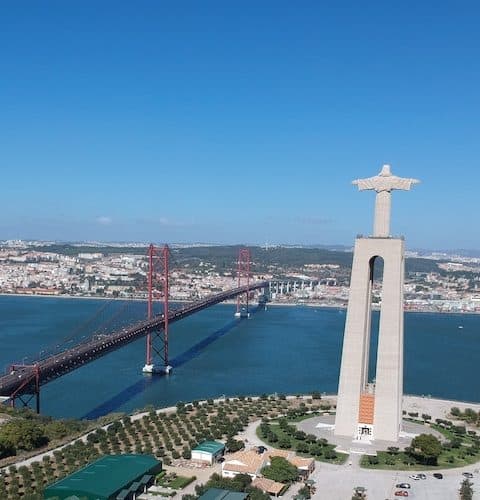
[[261, 456, 297, 483], [298, 485, 311, 499], [451, 407, 461, 416], [296, 442, 309, 453], [0, 436, 15, 458], [278, 437, 291, 449], [295, 430, 306, 440], [226, 437, 244, 452], [0, 420, 49, 451], [459, 478, 474, 500], [245, 486, 272, 500], [409, 434, 442, 465]]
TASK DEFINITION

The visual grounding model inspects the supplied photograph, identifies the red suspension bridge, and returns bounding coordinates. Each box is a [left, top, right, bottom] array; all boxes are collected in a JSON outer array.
[[0, 246, 269, 413]]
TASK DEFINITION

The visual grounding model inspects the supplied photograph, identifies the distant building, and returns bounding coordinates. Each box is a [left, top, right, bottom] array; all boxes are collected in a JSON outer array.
[[78, 253, 104, 260]]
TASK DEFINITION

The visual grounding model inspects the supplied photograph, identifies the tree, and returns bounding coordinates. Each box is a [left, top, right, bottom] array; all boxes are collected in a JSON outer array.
[[0, 420, 49, 452], [409, 434, 442, 465], [459, 478, 474, 500], [278, 437, 291, 449], [296, 442, 309, 453], [451, 407, 461, 417], [226, 437, 244, 452], [0, 436, 15, 459], [245, 486, 272, 500], [295, 430, 306, 440], [261, 456, 297, 483], [298, 485, 311, 499]]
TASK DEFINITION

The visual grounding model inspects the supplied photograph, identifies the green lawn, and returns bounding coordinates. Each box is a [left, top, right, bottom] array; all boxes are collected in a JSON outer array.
[[256, 421, 348, 465], [360, 421, 480, 471], [156, 472, 196, 489]]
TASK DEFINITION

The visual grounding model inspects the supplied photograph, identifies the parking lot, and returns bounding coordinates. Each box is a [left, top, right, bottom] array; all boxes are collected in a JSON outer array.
[[308, 463, 479, 499]]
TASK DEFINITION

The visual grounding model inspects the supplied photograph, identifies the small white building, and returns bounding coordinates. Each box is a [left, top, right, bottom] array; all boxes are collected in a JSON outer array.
[[191, 441, 225, 464]]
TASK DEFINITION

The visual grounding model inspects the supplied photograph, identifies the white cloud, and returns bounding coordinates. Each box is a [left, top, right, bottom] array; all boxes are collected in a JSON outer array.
[[97, 216, 112, 225]]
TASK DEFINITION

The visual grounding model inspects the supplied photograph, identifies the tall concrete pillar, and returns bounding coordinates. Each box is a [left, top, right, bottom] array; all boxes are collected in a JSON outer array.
[[335, 237, 404, 441], [334, 165, 419, 443]]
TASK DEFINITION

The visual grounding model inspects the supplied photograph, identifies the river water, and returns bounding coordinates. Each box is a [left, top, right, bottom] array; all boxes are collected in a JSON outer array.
[[0, 296, 478, 419]]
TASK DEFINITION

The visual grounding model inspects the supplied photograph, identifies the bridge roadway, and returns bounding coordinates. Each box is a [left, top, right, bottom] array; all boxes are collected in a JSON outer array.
[[0, 281, 268, 400]]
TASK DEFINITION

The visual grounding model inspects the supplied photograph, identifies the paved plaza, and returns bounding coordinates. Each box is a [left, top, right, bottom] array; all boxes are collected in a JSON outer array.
[[297, 414, 444, 454]]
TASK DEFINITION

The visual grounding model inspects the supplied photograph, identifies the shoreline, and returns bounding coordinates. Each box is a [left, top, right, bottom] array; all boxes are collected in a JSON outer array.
[[1, 292, 478, 316]]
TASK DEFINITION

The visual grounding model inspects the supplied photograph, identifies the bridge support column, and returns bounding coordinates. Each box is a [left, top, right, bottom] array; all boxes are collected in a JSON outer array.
[[7, 364, 41, 413], [143, 244, 172, 375], [235, 248, 251, 318]]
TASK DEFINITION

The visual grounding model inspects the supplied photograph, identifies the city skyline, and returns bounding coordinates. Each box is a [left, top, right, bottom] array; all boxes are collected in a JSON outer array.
[[2, 2, 479, 248]]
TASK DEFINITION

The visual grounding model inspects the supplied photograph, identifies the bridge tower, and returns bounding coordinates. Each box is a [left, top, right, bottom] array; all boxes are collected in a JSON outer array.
[[235, 248, 251, 318], [6, 364, 41, 413], [143, 244, 172, 375]]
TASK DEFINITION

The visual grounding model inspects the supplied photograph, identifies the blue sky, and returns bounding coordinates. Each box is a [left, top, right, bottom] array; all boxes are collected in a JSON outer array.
[[1, 1, 479, 249]]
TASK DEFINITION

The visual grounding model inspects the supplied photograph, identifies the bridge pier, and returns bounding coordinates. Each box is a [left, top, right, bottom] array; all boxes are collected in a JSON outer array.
[[142, 363, 172, 375], [5, 364, 41, 413]]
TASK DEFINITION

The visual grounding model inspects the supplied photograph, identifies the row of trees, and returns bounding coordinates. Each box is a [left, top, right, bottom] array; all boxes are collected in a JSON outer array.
[[258, 420, 340, 462], [451, 407, 480, 426]]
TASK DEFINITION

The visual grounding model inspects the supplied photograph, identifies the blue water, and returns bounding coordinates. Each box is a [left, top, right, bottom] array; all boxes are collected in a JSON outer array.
[[0, 296, 478, 419]]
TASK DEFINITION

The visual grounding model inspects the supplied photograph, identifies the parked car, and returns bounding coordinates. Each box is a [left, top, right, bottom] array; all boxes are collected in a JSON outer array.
[[395, 483, 411, 489], [463, 472, 474, 478], [418, 473, 427, 480], [409, 474, 421, 480], [394, 491, 409, 497], [433, 473, 443, 479]]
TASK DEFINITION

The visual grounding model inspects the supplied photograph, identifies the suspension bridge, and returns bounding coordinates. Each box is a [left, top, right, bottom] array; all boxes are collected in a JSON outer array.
[[0, 246, 270, 412]]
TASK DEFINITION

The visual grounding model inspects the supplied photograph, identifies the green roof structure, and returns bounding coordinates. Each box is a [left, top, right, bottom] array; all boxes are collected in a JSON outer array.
[[193, 441, 225, 454], [199, 488, 248, 500], [44, 454, 162, 500]]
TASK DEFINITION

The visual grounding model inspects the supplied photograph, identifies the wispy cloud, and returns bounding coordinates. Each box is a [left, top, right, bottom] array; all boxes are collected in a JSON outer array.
[[96, 216, 113, 225], [133, 216, 195, 228], [294, 215, 331, 225], [264, 215, 331, 226]]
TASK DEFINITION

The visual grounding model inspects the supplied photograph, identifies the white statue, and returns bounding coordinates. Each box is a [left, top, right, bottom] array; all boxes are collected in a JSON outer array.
[[353, 164, 420, 237]]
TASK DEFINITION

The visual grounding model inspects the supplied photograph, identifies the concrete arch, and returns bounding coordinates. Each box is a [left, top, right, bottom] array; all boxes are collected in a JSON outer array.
[[335, 237, 404, 442]]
